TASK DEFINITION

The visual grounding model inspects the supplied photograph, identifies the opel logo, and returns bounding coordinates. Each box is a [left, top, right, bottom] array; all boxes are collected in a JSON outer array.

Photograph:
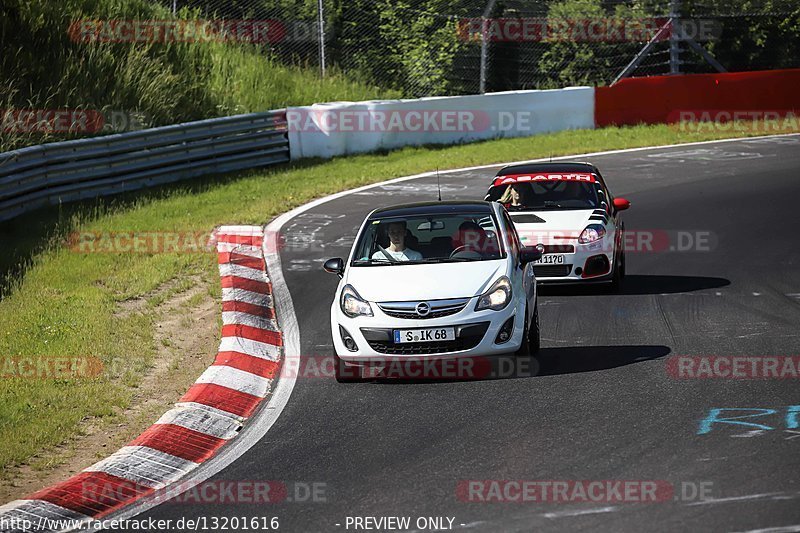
[[415, 302, 431, 316]]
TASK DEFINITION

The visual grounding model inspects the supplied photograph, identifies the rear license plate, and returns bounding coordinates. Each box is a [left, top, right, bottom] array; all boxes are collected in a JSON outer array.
[[394, 327, 455, 344], [535, 254, 565, 265]]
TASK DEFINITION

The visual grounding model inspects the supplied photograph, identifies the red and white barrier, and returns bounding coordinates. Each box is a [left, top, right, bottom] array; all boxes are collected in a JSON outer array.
[[287, 68, 800, 162], [0, 226, 281, 532]]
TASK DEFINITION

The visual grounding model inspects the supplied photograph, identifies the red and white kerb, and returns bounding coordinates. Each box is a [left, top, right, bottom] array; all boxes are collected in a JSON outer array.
[[0, 225, 282, 530]]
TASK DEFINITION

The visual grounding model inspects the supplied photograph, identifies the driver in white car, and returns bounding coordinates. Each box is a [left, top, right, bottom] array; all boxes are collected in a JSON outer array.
[[371, 221, 423, 262]]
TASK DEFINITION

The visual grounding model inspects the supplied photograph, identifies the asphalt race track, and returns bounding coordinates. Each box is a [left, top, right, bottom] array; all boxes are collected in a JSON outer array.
[[131, 135, 800, 532]]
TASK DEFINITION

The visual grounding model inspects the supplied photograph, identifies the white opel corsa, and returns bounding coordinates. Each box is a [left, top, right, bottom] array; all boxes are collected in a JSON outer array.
[[323, 201, 542, 382]]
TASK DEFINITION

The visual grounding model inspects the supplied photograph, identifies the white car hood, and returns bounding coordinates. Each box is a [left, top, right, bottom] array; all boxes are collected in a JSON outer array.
[[511, 209, 597, 246], [346, 260, 507, 302]]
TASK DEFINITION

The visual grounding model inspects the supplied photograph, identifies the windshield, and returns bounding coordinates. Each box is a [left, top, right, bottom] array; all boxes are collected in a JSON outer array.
[[351, 213, 505, 266], [487, 180, 601, 211]]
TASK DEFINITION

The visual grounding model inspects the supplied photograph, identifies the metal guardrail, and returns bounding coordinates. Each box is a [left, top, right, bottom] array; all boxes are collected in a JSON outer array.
[[0, 110, 289, 222]]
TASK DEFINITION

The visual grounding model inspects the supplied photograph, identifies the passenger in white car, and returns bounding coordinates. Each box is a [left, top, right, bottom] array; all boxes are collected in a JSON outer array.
[[498, 184, 524, 208]]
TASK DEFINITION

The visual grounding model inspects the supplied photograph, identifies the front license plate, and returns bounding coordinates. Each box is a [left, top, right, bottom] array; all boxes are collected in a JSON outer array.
[[535, 254, 565, 265], [394, 327, 455, 344]]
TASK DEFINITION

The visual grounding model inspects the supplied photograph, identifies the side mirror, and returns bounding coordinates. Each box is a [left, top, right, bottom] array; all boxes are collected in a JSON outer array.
[[613, 198, 631, 211], [323, 257, 344, 278], [519, 246, 543, 265]]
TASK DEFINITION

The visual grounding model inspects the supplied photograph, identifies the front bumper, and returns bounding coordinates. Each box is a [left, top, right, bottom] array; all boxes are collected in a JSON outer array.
[[533, 240, 614, 283], [331, 295, 526, 363]]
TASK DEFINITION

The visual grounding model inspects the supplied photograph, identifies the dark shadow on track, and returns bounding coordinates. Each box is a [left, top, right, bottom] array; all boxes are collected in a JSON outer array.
[[340, 344, 670, 384], [537, 344, 671, 376], [538, 275, 730, 297]]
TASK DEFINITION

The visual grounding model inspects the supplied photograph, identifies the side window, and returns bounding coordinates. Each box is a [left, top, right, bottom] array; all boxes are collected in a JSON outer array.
[[595, 173, 612, 213], [597, 187, 609, 213], [502, 211, 520, 259]]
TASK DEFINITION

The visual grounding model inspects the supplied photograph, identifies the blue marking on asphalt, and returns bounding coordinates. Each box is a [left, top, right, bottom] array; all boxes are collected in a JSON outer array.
[[697, 408, 777, 435], [787, 405, 800, 429]]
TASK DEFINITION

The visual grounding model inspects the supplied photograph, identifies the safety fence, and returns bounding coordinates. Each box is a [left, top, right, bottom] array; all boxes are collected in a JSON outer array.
[[158, 0, 800, 96]]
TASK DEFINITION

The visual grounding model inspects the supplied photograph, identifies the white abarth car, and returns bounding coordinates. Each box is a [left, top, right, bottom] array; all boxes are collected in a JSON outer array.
[[323, 201, 542, 382], [485, 162, 631, 290]]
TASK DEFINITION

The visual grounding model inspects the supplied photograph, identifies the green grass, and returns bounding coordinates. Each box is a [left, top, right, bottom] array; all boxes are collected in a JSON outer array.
[[0, 122, 791, 474], [0, 0, 398, 151]]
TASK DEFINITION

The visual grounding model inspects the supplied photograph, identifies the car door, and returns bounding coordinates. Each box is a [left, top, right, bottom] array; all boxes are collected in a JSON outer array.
[[594, 171, 623, 258], [501, 208, 535, 314]]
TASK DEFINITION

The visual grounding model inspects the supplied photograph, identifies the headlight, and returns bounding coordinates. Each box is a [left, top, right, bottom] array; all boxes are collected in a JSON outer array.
[[340, 285, 373, 318], [579, 224, 607, 244], [475, 276, 512, 311]]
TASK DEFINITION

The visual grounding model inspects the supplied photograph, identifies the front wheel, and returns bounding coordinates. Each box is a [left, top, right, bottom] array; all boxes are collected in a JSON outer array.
[[528, 303, 540, 355], [515, 306, 530, 357], [515, 302, 540, 357], [609, 248, 625, 292]]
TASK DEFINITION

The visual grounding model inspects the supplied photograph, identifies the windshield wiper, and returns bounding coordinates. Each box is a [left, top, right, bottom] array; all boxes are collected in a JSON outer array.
[[544, 201, 563, 208], [352, 259, 394, 266], [352, 259, 430, 266], [425, 257, 477, 263]]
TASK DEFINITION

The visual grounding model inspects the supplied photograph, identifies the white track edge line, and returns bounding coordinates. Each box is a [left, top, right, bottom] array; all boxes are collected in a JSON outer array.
[[253, 133, 800, 218]]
